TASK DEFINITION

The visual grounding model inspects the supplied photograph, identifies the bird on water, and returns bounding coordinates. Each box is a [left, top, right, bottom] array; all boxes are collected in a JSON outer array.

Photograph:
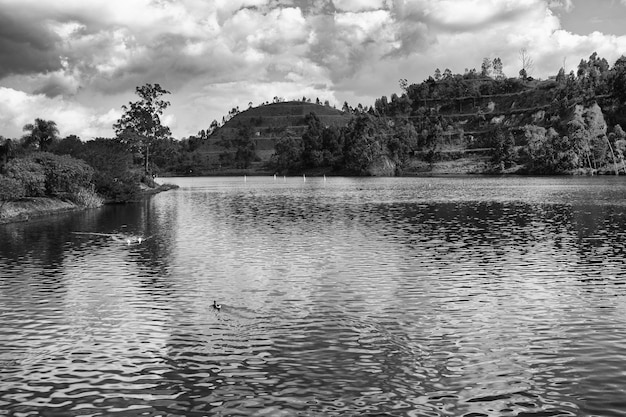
[[213, 300, 221, 310]]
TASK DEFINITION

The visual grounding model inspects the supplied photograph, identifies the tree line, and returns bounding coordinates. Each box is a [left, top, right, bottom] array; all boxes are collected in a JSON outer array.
[[3, 51, 626, 210], [0, 84, 172, 205], [271, 52, 626, 175]]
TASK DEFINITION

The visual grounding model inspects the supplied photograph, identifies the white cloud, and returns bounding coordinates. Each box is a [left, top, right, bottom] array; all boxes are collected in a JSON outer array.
[[548, 0, 574, 12], [1, 0, 626, 140], [0, 87, 118, 139], [332, 0, 387, 12]]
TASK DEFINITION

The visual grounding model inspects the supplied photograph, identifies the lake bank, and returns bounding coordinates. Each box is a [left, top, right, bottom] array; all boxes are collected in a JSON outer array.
[[0, 198, 84, 224], [0, 183, 179, 224], [162, 154, 622, 177]]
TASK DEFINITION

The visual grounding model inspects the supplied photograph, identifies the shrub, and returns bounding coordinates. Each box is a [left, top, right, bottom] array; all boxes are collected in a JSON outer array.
[[3, 159, 46, 197], [68, 187, 104, 207], [0, 175, 26, 203], [93, 170, 141, 203], [26, 152, 94, 196]]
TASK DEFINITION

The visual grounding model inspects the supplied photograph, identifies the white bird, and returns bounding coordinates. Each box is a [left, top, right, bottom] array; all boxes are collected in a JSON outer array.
[[213, 300, 222, 310]]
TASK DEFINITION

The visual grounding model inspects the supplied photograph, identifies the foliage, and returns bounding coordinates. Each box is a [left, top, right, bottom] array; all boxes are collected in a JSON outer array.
[[302, 113, 325, 167], [219, 126, 257, 169], [51, 135, 84, 158], [81, 138, 139, 202], [0, 175, 26, 204], [26, 152, 94, 196], [92, 170, 141, 203], [489, 126, 515, 171], [299, 113, 346, 169], [272, 136, 302, 173], [342, 115, 385, 174], [2, 151, 108, 204], [67, 187, 104, 207], [22, 118, 59, 151], [3, 158, 46, 196], [113, 83, 171, 174], [0, 137, 16, 169]]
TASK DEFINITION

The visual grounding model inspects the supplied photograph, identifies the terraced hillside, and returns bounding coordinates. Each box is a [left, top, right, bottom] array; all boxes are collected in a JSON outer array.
[[196, 101, 351, 172]]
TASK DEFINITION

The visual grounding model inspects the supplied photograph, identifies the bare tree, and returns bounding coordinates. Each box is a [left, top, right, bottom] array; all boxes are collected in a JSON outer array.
[[519, 48, 535, 77]]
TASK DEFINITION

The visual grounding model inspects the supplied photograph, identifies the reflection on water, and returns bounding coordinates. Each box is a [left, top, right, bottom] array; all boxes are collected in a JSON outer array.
[[2, 176, 626, 416]]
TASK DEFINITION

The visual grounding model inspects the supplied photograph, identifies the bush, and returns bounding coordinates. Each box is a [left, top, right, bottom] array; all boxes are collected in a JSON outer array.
[[68, 187, 104, 207], [0, 175, 26, 202], [27, 152, 94, 196], [3, 159, 46, 197], [93, 170, 141, 202]]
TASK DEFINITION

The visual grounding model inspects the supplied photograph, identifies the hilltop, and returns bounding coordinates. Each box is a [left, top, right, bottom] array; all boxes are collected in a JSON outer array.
[[185, 101, 352, 175]]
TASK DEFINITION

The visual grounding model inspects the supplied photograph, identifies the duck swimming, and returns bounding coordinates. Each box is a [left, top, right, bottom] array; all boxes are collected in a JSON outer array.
[[213, 300, 221, 310]]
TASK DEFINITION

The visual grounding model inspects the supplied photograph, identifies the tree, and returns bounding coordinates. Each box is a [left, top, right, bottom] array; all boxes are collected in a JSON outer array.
[[489, 126, 515, 170], [556, 67, 566, 84], [113, 83, 171, 175], [302, 113, 325, 167], [611, 124, 626, 173], [343, 115, 384, 174], [481, 57, 492, 77], [492, 57, 504, 79], [272, 135, 302, 173], [519, 68, 528, 80], [22, 118, 59, 151], [612, 56, 626, 104], [52, 135, 84, 158], [0, 137, 16, 168], [519, 48, 534, 78], [219, 126, 256, 169], [399, 78, 408, 92]]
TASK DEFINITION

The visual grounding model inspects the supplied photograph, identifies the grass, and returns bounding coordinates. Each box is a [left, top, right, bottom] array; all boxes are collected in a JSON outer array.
[[0, 198, 81, 223]]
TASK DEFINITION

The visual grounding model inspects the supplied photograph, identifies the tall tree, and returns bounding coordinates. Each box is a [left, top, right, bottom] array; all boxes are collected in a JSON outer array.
[[113, 83, 171, 175], [492, 57, 504, 79], [22, 118, 59, 151], [519, 48, 534, 78], [481, 57, 492, 77]]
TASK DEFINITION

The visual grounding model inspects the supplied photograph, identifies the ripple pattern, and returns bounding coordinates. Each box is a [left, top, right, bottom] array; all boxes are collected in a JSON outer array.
[[2, 176, 626, 416]]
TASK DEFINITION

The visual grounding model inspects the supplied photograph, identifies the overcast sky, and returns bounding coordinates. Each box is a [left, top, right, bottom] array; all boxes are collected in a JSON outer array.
[[1, 0, 626, 140]]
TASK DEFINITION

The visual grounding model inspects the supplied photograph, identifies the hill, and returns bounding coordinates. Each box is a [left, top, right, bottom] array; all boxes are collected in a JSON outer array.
[[154, 52, 626, 176], [191, 101, 352, 174]]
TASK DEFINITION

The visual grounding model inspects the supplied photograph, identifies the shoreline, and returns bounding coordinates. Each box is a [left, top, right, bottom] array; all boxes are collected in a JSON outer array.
[[0, 198, 85, 224], [0, 183, 179, 225]]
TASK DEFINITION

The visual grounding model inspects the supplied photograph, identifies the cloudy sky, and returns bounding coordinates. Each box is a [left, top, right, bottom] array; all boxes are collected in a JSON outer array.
[[1, 0, 626, 140]]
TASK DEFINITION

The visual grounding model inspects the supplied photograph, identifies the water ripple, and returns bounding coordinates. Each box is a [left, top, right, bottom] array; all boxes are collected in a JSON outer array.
[[2, 177, 626, 415]]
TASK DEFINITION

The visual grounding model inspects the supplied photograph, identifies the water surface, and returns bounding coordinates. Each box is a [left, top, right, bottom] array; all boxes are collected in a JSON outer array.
[[2, 176, 626, 416]]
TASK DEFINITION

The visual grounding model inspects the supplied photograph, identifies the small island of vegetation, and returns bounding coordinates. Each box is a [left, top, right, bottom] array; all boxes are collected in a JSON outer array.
[[3, 51, 626, 222]]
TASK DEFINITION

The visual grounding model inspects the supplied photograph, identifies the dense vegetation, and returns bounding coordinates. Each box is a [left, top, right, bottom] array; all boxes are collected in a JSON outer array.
[[268, 53, 626, 175], [0, 84, 171, 207], [3, 52, 626, 212]]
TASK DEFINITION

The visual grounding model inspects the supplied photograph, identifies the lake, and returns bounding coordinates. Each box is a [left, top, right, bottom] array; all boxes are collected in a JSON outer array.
[[2, 176, 626, 416]]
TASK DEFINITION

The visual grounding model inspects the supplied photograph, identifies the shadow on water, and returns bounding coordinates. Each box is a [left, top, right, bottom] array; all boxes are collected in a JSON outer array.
[[0, 196, 177, 276]]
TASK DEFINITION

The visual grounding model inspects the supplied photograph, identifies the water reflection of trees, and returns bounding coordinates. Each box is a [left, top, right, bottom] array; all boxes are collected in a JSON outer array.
[[366, 200, 626, 262], [0, 195, 177, 277], [0, 209, 101, 268]]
